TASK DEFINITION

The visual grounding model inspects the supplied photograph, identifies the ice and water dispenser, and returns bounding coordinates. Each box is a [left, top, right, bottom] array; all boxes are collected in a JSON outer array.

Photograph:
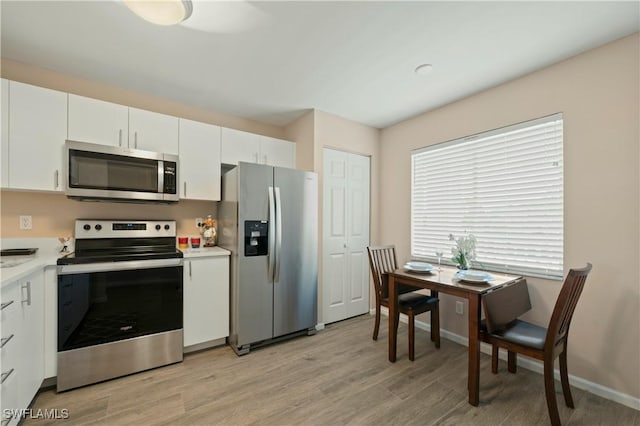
[[244, 220, 269, 256]]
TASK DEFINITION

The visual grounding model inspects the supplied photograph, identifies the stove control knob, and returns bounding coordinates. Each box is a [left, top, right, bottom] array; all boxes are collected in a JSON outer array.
[[95, 224, 102, 231], [83, 224, 91, 231], [155, 224, 161, 231], [164, 224, 170, 230]]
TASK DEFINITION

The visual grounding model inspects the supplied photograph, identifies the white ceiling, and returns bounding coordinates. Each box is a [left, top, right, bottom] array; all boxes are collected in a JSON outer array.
[[1, 1, 638, 129]]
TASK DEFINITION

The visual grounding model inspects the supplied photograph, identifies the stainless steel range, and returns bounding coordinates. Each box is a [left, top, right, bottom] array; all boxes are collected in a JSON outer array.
[[56, 219, 184, 392]]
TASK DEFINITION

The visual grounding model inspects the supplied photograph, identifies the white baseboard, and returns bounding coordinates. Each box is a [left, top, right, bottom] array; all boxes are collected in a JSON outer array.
[[315, 323, 325, 331], [370, 308, 640, 411]]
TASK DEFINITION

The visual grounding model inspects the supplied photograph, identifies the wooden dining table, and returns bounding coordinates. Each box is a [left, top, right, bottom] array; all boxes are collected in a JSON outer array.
[[387, 266, 522, 406]]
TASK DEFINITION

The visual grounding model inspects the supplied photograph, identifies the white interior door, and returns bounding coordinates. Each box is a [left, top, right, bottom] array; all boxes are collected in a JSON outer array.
[[323, 148, 370, 324]]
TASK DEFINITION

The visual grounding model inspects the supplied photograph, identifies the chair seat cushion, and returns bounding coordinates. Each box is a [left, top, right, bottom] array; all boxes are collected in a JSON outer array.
[[384, 292, 438, 312], [487, 319, 547, 350]]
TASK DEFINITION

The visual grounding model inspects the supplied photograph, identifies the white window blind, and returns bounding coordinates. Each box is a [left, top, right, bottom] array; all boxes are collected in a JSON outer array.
[[411, 113, 564, 279]]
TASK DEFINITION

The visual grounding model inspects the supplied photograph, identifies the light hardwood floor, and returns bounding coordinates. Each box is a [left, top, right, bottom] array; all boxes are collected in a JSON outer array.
[[26, 315, 639, 425]]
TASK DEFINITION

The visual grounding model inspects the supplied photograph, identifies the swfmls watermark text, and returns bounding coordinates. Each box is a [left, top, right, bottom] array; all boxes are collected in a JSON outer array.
[[3, 408, 69, 420]]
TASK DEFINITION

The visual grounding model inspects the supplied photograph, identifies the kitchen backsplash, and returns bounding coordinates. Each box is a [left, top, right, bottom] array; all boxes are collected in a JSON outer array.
[[0, 191, 218, 238]]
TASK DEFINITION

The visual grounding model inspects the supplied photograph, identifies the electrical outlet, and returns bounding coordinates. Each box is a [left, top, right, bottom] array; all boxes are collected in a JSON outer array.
[[455, 301, 464, 315], [195, 217, 203, 228], [20, 215, 32, 230]]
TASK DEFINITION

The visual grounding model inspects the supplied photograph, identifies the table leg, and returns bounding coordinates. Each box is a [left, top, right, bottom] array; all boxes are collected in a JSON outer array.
[[388, 275, 398, 362], [468, 293, 481, 406]]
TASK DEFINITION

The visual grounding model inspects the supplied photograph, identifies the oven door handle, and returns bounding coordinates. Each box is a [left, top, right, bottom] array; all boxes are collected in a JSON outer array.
[[57, 258, 184, 275]]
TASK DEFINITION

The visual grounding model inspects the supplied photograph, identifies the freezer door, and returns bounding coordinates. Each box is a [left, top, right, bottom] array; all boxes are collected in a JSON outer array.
[[273, 167, 318, 337], [237, 162, 275, 346]]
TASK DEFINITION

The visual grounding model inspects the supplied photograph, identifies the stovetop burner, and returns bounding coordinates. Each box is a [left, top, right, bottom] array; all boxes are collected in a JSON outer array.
[[58, 219, 182, 265], [58, 248, 183, 265]]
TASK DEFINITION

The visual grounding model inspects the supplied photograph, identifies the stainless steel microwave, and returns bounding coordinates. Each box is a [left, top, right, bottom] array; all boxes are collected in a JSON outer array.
[[64, 140, 179, 203]]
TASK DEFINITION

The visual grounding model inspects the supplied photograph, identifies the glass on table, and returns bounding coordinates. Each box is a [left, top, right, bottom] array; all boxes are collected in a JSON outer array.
[[435, 249, 444, 270]]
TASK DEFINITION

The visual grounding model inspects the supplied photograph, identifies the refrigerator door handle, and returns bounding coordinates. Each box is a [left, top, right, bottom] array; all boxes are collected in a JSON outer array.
[[275, 186, 283, 283], [268, 186, 276, 283]]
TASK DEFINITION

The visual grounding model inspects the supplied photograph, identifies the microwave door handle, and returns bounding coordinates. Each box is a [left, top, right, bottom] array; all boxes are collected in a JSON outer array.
[[268, 186, 276, 283], [158, 161, 164, 193], [274, 187, 282, 283]]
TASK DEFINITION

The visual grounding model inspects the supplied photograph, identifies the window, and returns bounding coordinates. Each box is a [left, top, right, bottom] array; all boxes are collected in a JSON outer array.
[[411, 113, 563, 279]]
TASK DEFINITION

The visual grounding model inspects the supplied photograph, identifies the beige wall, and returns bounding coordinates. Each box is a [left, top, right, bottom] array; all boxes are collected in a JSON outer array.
[[0, 191, 217, 239], [284, 109, 315, 172], [0, 59, 285, 238], [285, 109, 381, 323], [380, 34, 640, 399], [1, 59, 285, 139]]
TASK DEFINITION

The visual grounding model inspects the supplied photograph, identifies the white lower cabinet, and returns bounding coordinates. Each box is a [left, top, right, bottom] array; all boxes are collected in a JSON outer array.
[[1, 269, 44, 426], [183, 256, 229, 347]]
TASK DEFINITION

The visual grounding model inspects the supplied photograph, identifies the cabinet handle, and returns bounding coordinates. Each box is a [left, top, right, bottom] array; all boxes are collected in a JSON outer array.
[[1, 368, 14, 384], [22, 281, 31, 306], [134, 131, 138, 148], [189, 261, 192, 279], [0, 334, 14, 349], [55, 169, 59, 189], [263, 155, 267, 164], [0, 300, 13, 311], [119, 129, 123, 147], [184, 182, 187, 197]]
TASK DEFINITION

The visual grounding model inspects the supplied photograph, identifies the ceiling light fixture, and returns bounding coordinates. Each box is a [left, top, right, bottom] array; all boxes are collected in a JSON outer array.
[[123, 0, 193, 26], [414, 64, 433, 76]]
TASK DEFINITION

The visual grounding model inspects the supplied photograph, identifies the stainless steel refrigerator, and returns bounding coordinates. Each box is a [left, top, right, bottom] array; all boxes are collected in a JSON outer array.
[[219, 162, 318, 355]]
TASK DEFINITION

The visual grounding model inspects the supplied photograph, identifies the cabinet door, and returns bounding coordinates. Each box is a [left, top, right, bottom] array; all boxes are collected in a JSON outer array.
[[1, 79, 9, 188], [183, 257, 230, 347], [9, 81, 67, 191], [220, 127, 260, 165], [129, 107, 179, 154], [179, 119, 221, 201], [1, 279, 21, 423], [260, 136, 296, 168], [68, 94, 128, 147], [18, 270, 44, 411]]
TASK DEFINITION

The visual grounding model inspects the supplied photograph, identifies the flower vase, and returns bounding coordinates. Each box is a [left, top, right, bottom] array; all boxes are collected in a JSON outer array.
[[456, 256, 468, 270]]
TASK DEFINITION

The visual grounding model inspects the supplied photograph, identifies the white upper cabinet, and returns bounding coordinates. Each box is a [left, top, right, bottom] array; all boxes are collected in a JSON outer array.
[[8, 81, 67, 192], [221, 127, 296, 168], [260, 136, 296, 168], [221, 127, 261, 165], [68, 94, 128, 147], [129, 107, 179, 155], [1, 79, 9, 188], [178, 118, 221, 201]]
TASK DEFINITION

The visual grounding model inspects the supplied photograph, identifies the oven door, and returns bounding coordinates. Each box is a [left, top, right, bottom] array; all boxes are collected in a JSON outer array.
[[57, 258, 183, 352]]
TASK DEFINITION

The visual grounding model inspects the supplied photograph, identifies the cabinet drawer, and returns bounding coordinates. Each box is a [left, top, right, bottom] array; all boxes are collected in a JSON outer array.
[[1, 282, 20, 335], [1, 362, 19, 425]]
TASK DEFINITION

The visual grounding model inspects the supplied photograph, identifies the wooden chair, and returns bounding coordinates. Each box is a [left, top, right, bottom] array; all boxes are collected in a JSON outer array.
[[366, 245, 440, 361], [480, 264, 592, 426]]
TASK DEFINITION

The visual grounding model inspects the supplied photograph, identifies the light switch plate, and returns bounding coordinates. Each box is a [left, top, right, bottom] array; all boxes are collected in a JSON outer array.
[[455, 301, 464, 315]]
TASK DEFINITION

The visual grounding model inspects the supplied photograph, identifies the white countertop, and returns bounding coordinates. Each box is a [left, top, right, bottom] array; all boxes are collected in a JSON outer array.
[[0, 253, 58, 287], [1, 239, 230, 287], [181, 246, 231, 258]]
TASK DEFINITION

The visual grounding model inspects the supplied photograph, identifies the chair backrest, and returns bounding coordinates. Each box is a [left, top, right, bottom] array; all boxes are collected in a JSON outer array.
[[366, 246, 398, 301], [545, 263, 592, 349], [483, 278, 531, 333]]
